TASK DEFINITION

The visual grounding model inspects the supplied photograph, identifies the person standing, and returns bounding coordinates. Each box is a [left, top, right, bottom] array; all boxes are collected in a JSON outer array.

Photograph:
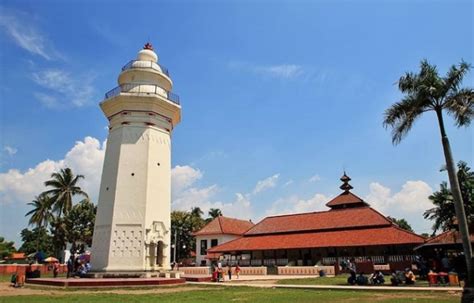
[[227, 265, 232, 281], [53, 262, 59, 278], [235, 264, 241, 279], [67, 256, 74, 278]]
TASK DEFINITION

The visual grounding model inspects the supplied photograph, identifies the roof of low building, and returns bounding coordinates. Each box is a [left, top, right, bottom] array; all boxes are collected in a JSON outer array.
[[193, 216, 255, 236], [414, 229, 474, 250], [244, 207, 391, 236], [209, 225, 424, 252]]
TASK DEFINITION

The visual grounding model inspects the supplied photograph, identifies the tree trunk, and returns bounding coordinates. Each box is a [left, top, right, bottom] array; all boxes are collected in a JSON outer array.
[[435, 110, 474, 291]]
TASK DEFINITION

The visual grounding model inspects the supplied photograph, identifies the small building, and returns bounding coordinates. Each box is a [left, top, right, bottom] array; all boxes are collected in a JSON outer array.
[[193, 216, 254, 266], [208, 174, 425, 268]]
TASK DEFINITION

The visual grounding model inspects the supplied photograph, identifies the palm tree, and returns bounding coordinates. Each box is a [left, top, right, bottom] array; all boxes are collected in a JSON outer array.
[[383, 60, 474, 287], [208, 208, 222, 219], [43, 168, 88, 218], [25, 194, 54, 229], [424, 161, 474, 234]]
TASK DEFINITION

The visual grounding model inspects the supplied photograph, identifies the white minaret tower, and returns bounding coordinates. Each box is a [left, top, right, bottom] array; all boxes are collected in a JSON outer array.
[[91, 43, 181, 272]]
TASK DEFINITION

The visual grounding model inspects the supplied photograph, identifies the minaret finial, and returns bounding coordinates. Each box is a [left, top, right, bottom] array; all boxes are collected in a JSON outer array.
[[339, 172, 353, 192], [144, 42, 154, 50]]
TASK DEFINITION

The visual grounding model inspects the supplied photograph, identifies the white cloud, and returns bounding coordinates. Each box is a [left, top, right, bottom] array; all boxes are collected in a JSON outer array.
[[171, 165, 203, 195], [0, 9, 62, 60], [31, 69, 96, 108], [0, 137, 105, 205], [252, 173, 280, 195], [229, 61, 304, 79], [266, 193, 329, 216], [283, 180, 294, 187], [308, 174, 321, 183], [3, 146, 17, 156], [365, 180, 434, 233], [254, 64, 303, 79]]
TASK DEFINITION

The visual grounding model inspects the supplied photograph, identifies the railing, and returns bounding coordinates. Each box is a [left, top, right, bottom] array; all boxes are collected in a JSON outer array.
[[122, 60, 170, 77], [322, 255, 419, 265], [104, 83, 180, 105]]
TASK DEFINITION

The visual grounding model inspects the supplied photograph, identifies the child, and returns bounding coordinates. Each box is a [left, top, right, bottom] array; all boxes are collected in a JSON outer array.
[[235, 264, 241, 279]]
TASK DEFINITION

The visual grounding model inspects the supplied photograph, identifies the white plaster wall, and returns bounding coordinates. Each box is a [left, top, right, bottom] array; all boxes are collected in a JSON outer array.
[[92, 122, 172, 271], [195, 234, 240, 266]]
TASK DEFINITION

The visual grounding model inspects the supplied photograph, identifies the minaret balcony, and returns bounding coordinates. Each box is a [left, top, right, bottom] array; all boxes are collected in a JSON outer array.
[[104, 83, 180, 105], [122, 60, 170, 77]]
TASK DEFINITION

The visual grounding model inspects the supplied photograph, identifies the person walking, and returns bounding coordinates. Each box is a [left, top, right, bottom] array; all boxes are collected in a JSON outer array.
[[227, 265, 232, 281]]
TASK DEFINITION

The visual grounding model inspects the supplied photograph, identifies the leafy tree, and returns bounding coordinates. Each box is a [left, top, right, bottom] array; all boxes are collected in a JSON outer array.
[[50, 217, 67, 258], [424, 161, 474, 234], [43, 168, 88, 217], [387, 216, 414, 232], [171, 209, 206, 262], [383, 59, 474, 286], [25, 194, 54, 229], [18, 227, 54, 257], [64, 199, 96, 253], [0, 237, 16, 260]]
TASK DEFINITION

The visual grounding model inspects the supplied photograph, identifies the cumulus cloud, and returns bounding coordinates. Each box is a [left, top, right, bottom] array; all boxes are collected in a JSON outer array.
[[365, 181, 434, 233], [0, 8, 62, 60], [0, 137, 105, 205], [252, 173, 280, 195], [32, 69, 96, 108], [266, 193, 329, 216]]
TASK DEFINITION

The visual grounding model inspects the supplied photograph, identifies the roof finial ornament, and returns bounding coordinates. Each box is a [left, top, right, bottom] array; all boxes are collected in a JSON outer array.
[[339, 172, 353, 193], [144, 42, 154, 50]]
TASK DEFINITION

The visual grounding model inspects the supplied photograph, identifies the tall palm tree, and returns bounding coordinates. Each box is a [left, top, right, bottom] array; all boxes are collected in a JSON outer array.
[[208, 208, 222, 219], [25, 194, 54, 229], [25, 193, 54, 253], [43, 168, 89, 218], [383, 60, 474, 287]]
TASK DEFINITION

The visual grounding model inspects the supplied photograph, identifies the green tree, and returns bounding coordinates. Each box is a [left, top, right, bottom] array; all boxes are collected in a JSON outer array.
[[43, 168, 88, 217], [25, 194, 54, 228], [50, 217, 67, 258], [424, 161, 474, 234], [18, 227, 54, 257], [171, 209, 206, 262], [383, 60, 474, 287], [0, 237, 16, 260], [387, 216, 414, 232], [208, 208, 222, 221], [64, 199, 97, 253]]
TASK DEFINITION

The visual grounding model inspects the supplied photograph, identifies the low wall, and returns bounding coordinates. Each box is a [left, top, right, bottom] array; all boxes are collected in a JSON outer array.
[[239, 266, 267, 275], [277, 266, 335, 276], [0, 264, 67, 276], [179, 267, 210, 275]]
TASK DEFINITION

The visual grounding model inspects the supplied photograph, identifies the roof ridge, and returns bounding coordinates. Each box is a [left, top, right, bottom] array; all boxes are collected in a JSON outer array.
[[217, 216, 224, 233]]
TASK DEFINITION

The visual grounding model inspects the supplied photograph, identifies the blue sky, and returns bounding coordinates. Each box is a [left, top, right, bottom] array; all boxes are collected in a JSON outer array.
[[0, 0, 473, 246]]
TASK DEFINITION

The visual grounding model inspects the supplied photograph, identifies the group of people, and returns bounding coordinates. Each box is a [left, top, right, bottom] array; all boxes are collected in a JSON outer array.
[[212, 263, 241, 282], [66, 255, 91, 278]]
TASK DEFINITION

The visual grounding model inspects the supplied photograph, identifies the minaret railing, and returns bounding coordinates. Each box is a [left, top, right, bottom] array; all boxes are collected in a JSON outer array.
[[104, 84, 180, 105], [121, 60, 170, 77]]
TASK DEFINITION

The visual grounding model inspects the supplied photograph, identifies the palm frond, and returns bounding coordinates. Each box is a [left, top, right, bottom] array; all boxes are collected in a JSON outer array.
[[444, 87, 474, 127], [442, 60, 471, 95], [383, 95, 427, 144]]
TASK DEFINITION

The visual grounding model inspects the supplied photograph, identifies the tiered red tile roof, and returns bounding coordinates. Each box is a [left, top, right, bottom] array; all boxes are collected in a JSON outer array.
[[209, 225, 424, 252], [193, 216, 254, 236], [245, 207, 390, 236], [208, 173, 425, 253]]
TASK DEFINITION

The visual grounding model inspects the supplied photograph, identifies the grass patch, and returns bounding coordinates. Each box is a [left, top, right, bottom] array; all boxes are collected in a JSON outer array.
[[278, 274, 432, 287], [0, 285, 461, 303]]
